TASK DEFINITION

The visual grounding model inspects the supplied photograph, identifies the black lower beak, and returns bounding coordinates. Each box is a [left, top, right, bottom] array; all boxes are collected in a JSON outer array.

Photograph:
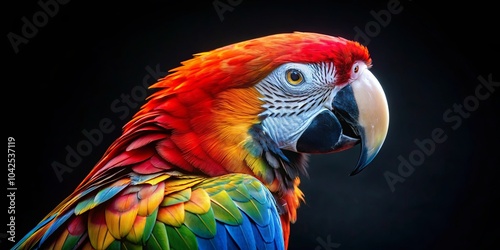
[[296, 110, 359, 153]]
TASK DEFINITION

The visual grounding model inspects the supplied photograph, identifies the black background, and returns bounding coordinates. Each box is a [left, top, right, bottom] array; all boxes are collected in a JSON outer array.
[[4, 1, 499, 249]]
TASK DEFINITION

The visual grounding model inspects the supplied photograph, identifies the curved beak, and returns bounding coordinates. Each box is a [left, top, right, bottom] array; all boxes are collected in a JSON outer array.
[[339, 70, 389, 175], [296, 69, 389, 175]]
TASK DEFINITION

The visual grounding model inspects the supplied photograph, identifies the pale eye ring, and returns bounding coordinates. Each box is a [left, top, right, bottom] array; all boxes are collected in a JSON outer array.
[[353, 64, 359, 73], [285, 69, 304, 85]]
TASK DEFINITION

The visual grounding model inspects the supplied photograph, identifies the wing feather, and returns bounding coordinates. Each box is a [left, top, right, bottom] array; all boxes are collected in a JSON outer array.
[[15, 173, 284, 250]]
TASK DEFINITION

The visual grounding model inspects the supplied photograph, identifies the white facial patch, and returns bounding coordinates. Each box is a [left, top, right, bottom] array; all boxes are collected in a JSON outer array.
[[255, 62, 338, 151]]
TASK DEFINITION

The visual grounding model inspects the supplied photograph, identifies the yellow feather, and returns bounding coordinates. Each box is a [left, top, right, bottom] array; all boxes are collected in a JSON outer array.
[[125, 215, 146, 243], [105, 208, 139, 239], [137, 182, 165, 216], [184, 188, 211, 214], [105, 194, 139, 239], [88, 209, 115, 250], [157, 203, 185, 227], [163, 178, 203, 196], [142, 174, 170, 185]]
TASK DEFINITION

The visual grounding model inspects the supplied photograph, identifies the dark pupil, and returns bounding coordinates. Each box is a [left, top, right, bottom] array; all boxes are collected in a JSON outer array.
[[290, 70, 301, 81]]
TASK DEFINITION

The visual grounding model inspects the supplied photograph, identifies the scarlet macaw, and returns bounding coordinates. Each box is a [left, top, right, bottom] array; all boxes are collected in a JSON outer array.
[[13, 31, 389, 249]]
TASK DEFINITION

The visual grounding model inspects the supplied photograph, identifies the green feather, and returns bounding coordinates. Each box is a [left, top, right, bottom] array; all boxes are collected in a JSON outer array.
[[161, 189, 191, 206], [146, 222, 170, 250], [202, 186, 221, 196], [246, 179, 268, 204], [121, 241, 142, 250], [60, 234, 82, 249], [141, 208, 159, 244], [165, 225, 198, 250], [202, 176, 241, 198], [234, 198, 269, 227], [183, 207, 216, 238], [106, 240, 121, 250], [210, 190, 243, 226], [226, 184, 251, 202]]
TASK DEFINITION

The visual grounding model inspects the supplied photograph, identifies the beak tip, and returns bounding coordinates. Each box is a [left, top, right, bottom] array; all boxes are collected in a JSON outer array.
[[349, 170, 360, 176], [349, 159, 369, 176], [349, 140, 382, 176]]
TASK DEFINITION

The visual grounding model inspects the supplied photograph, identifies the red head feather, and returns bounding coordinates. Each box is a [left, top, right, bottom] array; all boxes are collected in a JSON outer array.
[[147, 31, 370, 99]]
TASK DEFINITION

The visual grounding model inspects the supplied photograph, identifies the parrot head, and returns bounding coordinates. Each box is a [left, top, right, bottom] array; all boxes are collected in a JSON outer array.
[[254, 42, 389, 176]]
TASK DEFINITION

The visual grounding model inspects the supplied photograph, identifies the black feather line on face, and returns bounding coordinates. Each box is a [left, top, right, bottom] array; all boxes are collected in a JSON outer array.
[[248, 124, 309, 191]]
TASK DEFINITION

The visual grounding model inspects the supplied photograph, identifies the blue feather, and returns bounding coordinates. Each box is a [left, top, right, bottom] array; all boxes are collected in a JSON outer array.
[[94, 182, 128, 203], [197, 223, 228, 250], [74, 182, 128, 214], [224, 213, 256, 250], [271, 205, 285, 249], [256, 221, 274, 243], [38, 209, 74, 247], [251, 219, 268, 250]]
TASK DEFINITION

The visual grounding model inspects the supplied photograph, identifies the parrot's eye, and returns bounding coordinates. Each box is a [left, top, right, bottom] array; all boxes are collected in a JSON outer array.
[[285, 69, 304, 85], [350, 62, 365, 80]]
